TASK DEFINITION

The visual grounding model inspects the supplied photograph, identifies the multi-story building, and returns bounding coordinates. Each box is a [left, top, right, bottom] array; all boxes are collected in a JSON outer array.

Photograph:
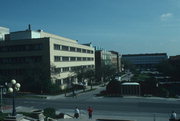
[[122, 53, 168, 70], [0, 27, 9, 41], [95, 48, 121, 81], [0, 28, 95, 90], [110, 51, 121, 73]]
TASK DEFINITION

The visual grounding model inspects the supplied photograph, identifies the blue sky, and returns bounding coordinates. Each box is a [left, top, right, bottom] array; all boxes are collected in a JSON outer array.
[[1, 0, 180, 56]]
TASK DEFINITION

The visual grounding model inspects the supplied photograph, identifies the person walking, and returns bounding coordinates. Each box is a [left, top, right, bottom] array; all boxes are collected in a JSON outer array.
[[169, 111, 177, 121], [87, 106, 93, 119], [74, 107, 80, 119]]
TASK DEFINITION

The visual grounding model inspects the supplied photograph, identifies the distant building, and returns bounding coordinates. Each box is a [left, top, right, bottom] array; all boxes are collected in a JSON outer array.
[[0, 28, 95, 90], [0, 27, 9, 41], [110, 51, 121, 73], [169, 55, 180, 62], [95, 50, 112, 77], [122, 53, 168, 70], [95, 48, 121, 82]]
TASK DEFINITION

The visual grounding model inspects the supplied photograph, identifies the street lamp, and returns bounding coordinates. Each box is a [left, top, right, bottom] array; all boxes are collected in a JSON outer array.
[[0, 85, 4, 113], [8, 79, 21, 116]]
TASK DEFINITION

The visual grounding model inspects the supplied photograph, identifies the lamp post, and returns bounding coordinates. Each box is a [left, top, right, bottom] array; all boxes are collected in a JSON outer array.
[[8, 79, 21, 116], [0, 85, 4, 113]]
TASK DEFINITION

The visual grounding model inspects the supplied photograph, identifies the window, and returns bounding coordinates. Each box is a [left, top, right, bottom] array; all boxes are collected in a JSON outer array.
[[83, 57, 86, 61], [77, 48, 81, 52], [55, 79, 62, 85], [54, 44, 61, 50], [54, 56, 61, 62], [0, 44, 43, 52], [77, 57, 81, 61], [62, 67, 69, 72], [70, 57, 76, 61], [63, 78, 69, 84], [62, 57, 69, 61], [62, 45, 69, 51], [54, 68, 61, 73], [87, 58, 91, 61], [71, 66, 77, 71], [70, 47, 76, 52], [82, 49, 86, 53], [87, 50, 91, 53]]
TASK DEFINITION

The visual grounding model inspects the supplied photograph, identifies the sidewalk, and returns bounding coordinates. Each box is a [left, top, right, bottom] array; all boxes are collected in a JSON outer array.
[[46, 85, 100, 100]]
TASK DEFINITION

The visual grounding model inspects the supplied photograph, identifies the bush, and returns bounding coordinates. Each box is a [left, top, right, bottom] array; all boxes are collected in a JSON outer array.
[[0, 112, 8, 121], [43, 107, 56, 119]]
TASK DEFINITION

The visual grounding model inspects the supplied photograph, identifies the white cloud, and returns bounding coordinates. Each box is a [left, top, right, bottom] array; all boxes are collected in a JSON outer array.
[[160, 13, 173, 21]]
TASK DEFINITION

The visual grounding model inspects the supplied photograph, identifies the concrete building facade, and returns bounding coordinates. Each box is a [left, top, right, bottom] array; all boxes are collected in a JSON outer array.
[[95, 49, 121, 82], [110, 51, 121, 73], [0, 29, 95, 90], [0, 27, 9, 41]]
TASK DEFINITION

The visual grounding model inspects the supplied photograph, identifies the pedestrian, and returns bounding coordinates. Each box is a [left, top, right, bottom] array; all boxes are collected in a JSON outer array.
[[87, 106, 93, 119], [74, 107, 80, 119], [170, 111, 177, 121]]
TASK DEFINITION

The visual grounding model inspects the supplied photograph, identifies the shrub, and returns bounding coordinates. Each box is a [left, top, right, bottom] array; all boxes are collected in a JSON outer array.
[[0, 112, 8, 121], [43, 107, 56, 119]]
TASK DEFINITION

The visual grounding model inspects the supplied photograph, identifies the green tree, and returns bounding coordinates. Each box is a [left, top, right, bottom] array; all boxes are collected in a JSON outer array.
[[21, 64, 60, 94], [157, 59, 180, 81], [96, 63, 116, 85], [72, 66, 87, 92], [121, 59, 136, 73], [84, 68, 95, 90]]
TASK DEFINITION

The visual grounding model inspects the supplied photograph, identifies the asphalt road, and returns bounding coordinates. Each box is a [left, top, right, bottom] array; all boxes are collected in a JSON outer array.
[[4, 86, 180, 117]]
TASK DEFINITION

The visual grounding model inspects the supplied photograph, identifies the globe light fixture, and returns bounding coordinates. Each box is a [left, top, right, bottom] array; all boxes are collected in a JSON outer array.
[[8, 88, 13, 93], [11, 79, 16, 85], [8, 79, 21, 116]]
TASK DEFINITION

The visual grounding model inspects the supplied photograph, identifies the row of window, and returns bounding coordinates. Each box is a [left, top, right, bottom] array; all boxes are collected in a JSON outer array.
[[0, 65, 94, 77], [55, 77, 72, 85], [54, 56, 94, 62], [54, 65, 94, 73], [54, 44, 94, 54], [0, 56, 42, 64], [0, 69, 25, 76], [0, 44, 43, 52]]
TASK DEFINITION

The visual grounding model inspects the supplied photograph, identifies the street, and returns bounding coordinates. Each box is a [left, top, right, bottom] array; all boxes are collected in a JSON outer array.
[[4, 86, 180, 120]]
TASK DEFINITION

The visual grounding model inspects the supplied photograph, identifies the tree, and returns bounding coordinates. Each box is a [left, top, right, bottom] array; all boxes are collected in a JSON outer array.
[[157, 59, 180, 81], [72, 67, 95, 91], [84, 68, 95, 90], [96, 63, 116, 84], [71, 66, 87, 92], [121, 59, 136, 73], [21, 64, 60, 94]]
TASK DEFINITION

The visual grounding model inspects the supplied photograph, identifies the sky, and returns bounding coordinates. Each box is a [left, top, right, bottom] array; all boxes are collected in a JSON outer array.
[[0, 0, 180, 56]]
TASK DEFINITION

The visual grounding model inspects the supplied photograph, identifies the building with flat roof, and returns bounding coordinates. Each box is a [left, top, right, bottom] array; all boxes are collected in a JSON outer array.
[[0, 27, 9, 41], [110, 51, 121, 73], [0, 28, 95, 91], [95, 49, 121, 82], [122, 53, 168, 70]]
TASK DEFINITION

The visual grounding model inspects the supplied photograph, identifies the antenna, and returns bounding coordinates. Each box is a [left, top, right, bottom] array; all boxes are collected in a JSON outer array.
[[28, 24, 31, 30]]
